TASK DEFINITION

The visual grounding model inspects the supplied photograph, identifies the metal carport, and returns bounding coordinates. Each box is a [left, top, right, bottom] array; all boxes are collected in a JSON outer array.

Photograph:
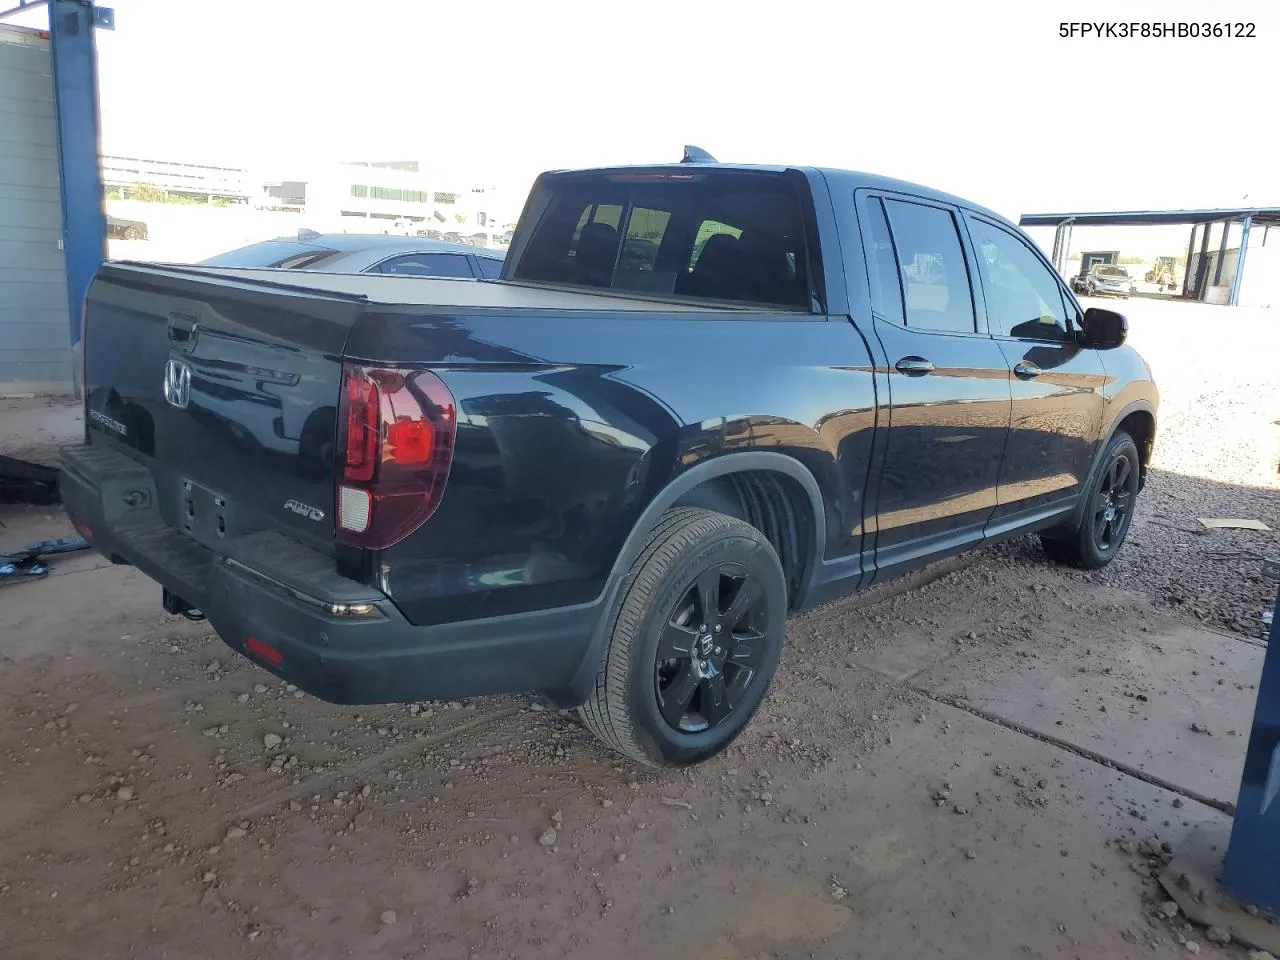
[[1020, 207, 1280, 307]]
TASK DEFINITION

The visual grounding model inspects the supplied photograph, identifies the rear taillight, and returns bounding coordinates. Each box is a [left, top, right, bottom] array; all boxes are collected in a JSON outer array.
[[335, 363, 457, 549]]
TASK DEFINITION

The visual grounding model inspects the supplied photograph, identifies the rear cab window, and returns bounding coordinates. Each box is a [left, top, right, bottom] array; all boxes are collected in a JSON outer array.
[[511, 170, 818, 309]]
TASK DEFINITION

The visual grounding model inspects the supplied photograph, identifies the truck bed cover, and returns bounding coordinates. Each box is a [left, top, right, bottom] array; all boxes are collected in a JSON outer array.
[[112, 262, 756, 313]]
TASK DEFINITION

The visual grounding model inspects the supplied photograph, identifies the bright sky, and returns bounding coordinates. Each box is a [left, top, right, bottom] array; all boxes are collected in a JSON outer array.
[[13, 0, 1280, 223]]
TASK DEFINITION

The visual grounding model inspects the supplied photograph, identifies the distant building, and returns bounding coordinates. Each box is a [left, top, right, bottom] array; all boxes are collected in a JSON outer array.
[[252, 159, 519, 244], [101, 154, 251, 202]]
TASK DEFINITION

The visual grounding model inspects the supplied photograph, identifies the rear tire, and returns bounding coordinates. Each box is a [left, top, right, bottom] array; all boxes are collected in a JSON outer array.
[[1041, 430, 1141, 570], [579, 508, 787, 766]]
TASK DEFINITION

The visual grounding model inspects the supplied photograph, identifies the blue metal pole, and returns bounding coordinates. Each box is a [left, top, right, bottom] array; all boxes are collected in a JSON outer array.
[[48, 0, 105, 349], [1228, 216, 1252, 306], [1222, 579, 1280, 914]]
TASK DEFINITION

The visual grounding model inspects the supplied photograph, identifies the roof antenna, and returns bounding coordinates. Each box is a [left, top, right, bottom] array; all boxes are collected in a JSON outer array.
[[681, 145, 717, 164]]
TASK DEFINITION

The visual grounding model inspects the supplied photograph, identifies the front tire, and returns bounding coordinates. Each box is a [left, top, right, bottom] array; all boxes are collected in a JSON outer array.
[[579, 508, 787, 766], [1041, 430, 1141, 569]]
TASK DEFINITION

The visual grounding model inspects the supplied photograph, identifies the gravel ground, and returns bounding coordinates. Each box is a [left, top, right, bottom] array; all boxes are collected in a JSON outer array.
[[998, 298, 1280, 639]]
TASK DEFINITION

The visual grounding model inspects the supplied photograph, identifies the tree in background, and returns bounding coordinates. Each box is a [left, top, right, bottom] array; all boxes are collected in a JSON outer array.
[[125, 181, 167, 203]]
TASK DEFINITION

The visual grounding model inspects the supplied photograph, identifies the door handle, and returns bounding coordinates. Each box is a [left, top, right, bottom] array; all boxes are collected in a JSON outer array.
[[1013, 361, 1042, 380], [895, 356, 935, 377]]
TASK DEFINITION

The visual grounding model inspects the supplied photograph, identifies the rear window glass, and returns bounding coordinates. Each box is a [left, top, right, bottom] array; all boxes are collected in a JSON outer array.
[[512, 172, 812, 308], [199, 240, 336, 269]]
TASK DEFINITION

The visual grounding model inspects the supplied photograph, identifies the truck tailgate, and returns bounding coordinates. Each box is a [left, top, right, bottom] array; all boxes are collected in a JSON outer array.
[[82, 264, 366, 550]]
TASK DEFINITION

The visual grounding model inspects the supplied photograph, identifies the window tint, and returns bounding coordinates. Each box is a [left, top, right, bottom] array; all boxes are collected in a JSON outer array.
[[513, 172, 811, 308], [475, 256, 503, 279], [378, 253, 474, 278], [276, 252, 340, 270], [690, 220, 742, 268], [966, 218, 1071, 341], [618, 207, 670, 274], [862, 198, 904, 322], [882, 200, 975, 334]]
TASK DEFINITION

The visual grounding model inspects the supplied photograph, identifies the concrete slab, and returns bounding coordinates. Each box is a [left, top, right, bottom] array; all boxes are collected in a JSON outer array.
[[913, 621, 1263, 808], [1159, 820, 1280, 956], [663, 699, 1232, 960]]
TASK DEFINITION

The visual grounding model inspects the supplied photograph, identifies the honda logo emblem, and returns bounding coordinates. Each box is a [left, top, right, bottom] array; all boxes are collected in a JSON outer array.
[[163, 358, 192, 409]]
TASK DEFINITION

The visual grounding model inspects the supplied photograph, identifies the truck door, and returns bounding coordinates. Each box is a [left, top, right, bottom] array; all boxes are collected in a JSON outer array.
[[961, 214, 1108, 533], [856, 193, 1012, 581]]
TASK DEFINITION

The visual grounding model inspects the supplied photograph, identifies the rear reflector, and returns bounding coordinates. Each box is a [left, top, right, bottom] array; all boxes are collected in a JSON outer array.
[[335, 364, 457, 549], [338, 485, 371, 533], [244, 635, 284, 666]]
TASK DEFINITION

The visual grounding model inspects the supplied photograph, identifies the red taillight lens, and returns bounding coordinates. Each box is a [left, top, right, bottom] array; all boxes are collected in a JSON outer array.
[[386, 418, 436, 463], [343, 374, 379, 483], [336, 364, 457, 549]]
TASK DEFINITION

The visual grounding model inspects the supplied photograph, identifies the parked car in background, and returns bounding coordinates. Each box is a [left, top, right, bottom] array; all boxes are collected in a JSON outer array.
[[198, 233, 504, 279], [107, 215, 148, 241], [1073, 263, 1131, 298], [67, 157, 1157, 768]]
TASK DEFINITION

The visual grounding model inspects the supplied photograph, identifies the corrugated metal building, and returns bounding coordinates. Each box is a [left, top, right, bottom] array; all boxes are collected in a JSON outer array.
[[0, 25, 70, 396]]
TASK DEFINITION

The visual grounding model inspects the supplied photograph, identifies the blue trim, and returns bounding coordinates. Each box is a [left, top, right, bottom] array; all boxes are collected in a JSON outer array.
[[49, 0, 105, 347], [1222, 583, 1280, 914]]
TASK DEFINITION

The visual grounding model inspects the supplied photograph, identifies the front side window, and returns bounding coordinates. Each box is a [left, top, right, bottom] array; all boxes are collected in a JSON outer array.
[[966, 217, 1071, 341], [882, 199, 976, 334]]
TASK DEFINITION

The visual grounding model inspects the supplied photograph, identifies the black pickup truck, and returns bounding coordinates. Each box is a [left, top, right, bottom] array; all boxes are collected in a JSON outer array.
[[63, 159, 1158, 766]]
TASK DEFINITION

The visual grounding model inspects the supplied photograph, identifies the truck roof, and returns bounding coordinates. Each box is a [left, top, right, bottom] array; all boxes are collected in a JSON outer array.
[[544, 164, 1013, 231]]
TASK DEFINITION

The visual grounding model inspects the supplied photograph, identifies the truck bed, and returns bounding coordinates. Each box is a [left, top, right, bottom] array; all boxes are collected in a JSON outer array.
[[122, 262, 757, 313]]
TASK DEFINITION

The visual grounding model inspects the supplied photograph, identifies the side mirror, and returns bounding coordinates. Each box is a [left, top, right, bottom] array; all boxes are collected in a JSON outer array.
[[1081, 307, 1128, 349]]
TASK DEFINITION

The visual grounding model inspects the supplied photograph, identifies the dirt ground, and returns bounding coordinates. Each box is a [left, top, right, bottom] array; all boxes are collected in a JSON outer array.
[[1, 297, 1277, 959]]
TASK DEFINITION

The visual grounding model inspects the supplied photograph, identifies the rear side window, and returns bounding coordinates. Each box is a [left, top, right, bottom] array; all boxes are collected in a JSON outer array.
[[882, 199, 976, 334], [475, 257, 503, 279], [512, 172, 812, 308], [277, 252, 339, 270], [378, 253, 474, 278], [862, 198, 905, 322], [199, 240, 335, 269]]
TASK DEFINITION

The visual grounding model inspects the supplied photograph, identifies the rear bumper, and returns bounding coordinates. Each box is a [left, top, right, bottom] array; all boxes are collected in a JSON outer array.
[[59, 443, 602, 706]]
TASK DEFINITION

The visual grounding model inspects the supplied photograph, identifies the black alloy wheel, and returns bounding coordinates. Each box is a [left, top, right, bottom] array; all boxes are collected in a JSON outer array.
[[1040, 430, 1141, 570], [654, 562, 767, 733], [579, 507, 787, 766], [1093, 449, 1136, 554]]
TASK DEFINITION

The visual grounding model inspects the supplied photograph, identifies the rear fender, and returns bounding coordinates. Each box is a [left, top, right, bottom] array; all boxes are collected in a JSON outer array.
[[550, 451, 827, 706], [1056, 397, 1156, 534]]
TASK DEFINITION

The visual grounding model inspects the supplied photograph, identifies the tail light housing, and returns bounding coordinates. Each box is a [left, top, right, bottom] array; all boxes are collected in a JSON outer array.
[[336, 364, 457, 549]]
